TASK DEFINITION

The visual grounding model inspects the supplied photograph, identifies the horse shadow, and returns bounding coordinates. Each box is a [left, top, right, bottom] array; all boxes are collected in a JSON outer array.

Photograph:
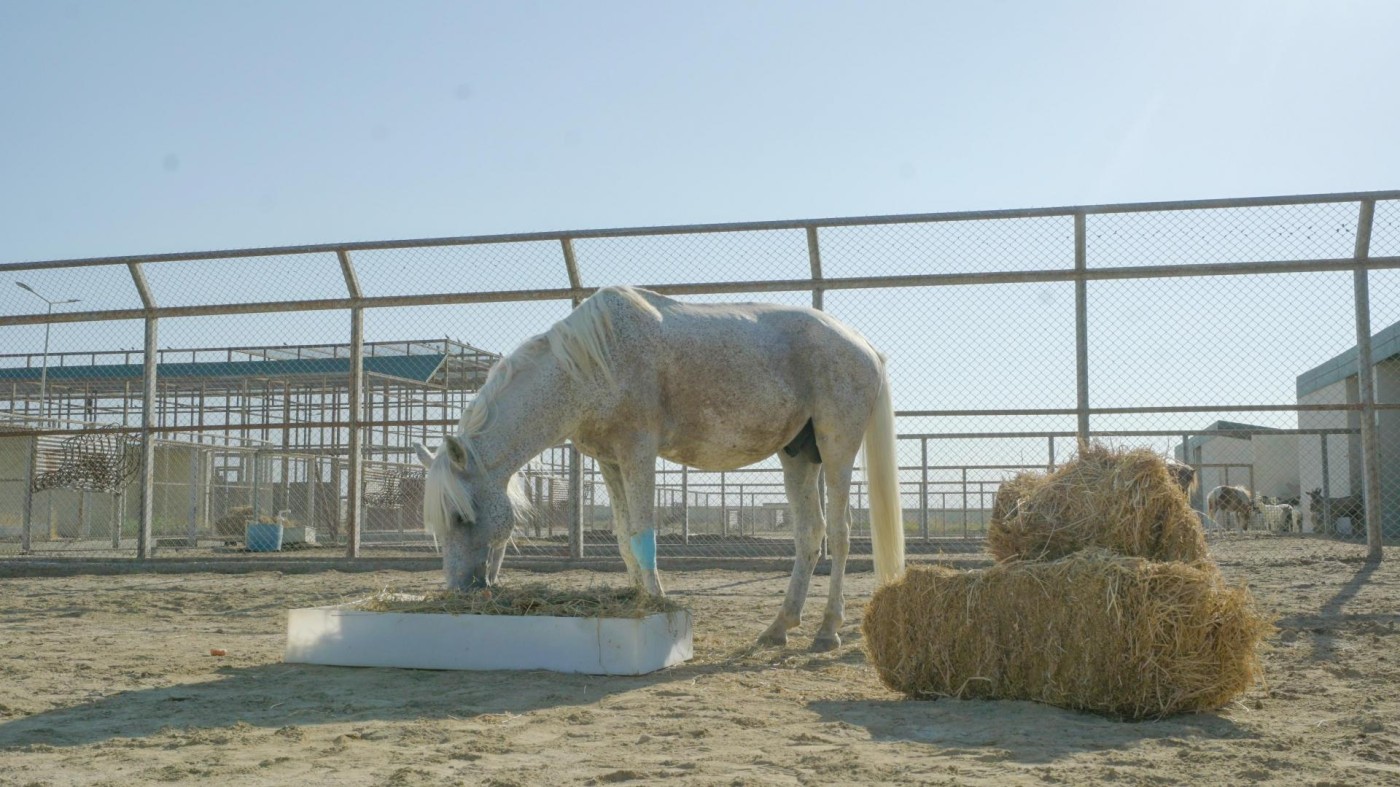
[[808, 697, 1255, 764], [0, 639, 849, 750]]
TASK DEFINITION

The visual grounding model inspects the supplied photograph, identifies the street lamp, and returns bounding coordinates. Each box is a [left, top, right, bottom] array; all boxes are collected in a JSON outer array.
[[16, 282, 80, 421]]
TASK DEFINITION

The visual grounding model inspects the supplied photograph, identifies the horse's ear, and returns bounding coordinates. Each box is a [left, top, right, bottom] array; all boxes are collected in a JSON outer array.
[[444, 435, 469, 470], [414, 443, 435, 468]]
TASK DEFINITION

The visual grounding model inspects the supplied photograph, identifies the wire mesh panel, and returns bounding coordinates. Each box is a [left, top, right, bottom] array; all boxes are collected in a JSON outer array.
[[2, 191, 1397, 568], [574, 229, 812, 287]]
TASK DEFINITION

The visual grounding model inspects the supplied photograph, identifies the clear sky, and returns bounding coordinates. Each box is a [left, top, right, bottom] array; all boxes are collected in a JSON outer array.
[[3, 1, 1399, 493], [3, 0, 1397, 262]]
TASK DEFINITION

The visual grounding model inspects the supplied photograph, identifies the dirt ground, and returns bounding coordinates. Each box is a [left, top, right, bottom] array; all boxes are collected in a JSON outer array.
[[1, 535, 1398, 786]]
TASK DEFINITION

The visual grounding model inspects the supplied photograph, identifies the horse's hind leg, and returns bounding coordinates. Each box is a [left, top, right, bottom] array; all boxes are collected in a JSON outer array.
[[758, 453, 825, 648], [811, 461, 854, 652]]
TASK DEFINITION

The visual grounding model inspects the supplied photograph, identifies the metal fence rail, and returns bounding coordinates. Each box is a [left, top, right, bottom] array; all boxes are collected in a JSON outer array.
[[3, 190, 1398, 565]]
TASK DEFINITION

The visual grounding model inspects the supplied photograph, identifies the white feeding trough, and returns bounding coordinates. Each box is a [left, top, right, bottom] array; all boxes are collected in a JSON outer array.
[[284, 590, 693, 675]]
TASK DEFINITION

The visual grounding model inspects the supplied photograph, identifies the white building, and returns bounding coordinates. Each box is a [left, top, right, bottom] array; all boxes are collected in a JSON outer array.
[[1176, 421, 1300, 513], [1295, 320, 1400, 538]]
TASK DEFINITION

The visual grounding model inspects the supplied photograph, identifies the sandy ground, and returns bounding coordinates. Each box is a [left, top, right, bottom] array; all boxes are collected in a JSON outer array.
[[1, 535, 1398, 786]]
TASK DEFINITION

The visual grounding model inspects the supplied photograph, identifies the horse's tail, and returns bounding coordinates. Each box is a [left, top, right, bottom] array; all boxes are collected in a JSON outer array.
[[863, 360, 905, 585]]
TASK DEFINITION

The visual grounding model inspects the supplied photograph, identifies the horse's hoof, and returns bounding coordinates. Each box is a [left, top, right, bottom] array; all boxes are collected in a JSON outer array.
[[809, 634, 841, 653], [756, 629, 788, 648]]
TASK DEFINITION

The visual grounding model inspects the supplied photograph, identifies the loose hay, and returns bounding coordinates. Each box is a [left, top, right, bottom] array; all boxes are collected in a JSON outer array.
[[213, 506, 254, 538], [356, 582, 685, 619], [862, 550, 1273, 719], [987, 444, 1210, 565]]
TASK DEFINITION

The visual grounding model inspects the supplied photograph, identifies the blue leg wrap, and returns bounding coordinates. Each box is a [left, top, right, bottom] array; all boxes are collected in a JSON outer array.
[[629, 528, 658, 572]]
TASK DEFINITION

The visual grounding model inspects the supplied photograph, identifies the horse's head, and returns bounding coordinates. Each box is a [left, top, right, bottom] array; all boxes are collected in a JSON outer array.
[[415, 438, 530, 591]]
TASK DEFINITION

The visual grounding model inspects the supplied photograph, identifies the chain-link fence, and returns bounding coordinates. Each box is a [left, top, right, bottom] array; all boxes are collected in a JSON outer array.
[[2, 191, 1397, 566]]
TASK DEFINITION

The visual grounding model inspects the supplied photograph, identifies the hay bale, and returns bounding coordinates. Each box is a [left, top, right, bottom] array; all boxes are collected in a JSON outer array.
[[862, 550, 1272, 719], [988, 470, 1048, 528], [357, 583, 685, 618], [987, 444, 1209, 565]]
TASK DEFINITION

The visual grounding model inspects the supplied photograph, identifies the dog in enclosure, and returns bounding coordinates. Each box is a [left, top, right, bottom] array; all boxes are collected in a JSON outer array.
[[1207, 485, 1257, 531]]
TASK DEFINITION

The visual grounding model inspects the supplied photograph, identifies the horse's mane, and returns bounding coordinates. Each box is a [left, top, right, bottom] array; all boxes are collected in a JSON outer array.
[[456, 287, 638, 448], [424, 288, 644, 538]]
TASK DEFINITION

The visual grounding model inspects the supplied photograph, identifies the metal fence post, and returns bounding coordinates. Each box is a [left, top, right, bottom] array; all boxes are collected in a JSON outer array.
[[681, 464, 690, 545], [568, 449, 584, 559], [807, 224, 829, 558], [720, 472, 727, 537], [1350, 199, 1383, 560], [1320, 434, 1333, 535], [137, 314, 158, 559], [187, 448, 199, 546], [1074, 212, 1090, 448], [126, 262, 159, 560], [961, 466, 969, 538], [21, 436, 35, 554], [920, 437, 929, 542], [562, 237, 587, 560], [338, 250, 365, 558], [346, 309, 364, 558]]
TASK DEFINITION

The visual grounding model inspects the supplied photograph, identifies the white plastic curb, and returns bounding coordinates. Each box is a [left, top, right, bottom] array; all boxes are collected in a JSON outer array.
[[284, 600, 693, 675]]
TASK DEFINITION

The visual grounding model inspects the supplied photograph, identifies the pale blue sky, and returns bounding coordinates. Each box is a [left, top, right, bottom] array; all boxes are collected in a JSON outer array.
[[3, 1, 1399, 481], [3, 1, 1397, 262]]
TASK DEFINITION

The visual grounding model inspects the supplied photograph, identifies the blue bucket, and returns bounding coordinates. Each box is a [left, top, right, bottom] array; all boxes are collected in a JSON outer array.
[[245, 522, 284, 552]]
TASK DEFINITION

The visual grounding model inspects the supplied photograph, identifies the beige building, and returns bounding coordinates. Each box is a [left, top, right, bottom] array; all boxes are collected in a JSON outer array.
[[1176, 422, 1301, 514], [1295, 321, 1400, 538]]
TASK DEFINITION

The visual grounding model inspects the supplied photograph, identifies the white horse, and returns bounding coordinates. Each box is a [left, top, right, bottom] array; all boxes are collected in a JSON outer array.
[[415, 286, 904, 650]]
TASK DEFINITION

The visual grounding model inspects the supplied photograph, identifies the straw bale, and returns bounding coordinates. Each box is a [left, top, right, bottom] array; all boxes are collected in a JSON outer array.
[[986, 444, 1209, 565], [862, 550, 1272, 719]]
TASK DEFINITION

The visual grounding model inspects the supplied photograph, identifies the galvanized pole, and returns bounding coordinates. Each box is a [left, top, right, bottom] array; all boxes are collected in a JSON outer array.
[[126, 262, 158, 559], [1320, 435, 1332, 535], [563, 238, 586, 559], [807, 226, 824, 311], [1074, 212, 1090, 448], [136, 314, 158, 559], [338, 250, 365, 558], [681, 464, 690, 545], [961, 467, 969, 538], [720, 472, 727, 537], [568, 452, 584, 559], [1350, 200, 1384, 561], [920, 437, 929, 542], [807, 225, 830, 558], [21, 439, 34, 554]]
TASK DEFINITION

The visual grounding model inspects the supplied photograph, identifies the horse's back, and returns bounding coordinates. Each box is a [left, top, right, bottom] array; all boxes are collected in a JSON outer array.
[[591, 288, 884, 469], [646, 292, 878, 369]]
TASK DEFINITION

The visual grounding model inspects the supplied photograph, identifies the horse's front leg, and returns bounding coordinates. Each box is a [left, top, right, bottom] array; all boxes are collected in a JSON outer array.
[[619, 450, 665, 597], [598, 460, 643, 587]]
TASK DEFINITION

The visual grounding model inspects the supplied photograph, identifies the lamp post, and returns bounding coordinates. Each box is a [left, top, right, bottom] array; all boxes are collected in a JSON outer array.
[[16, 282, 80, 421]]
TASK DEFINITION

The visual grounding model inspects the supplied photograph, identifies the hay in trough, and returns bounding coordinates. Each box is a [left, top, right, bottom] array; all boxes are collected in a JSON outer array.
[[986, 443, 1210, 565], [213, 506, 254, 538], [356, 582, 685, 619], [861, 550, 1273, 719]]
